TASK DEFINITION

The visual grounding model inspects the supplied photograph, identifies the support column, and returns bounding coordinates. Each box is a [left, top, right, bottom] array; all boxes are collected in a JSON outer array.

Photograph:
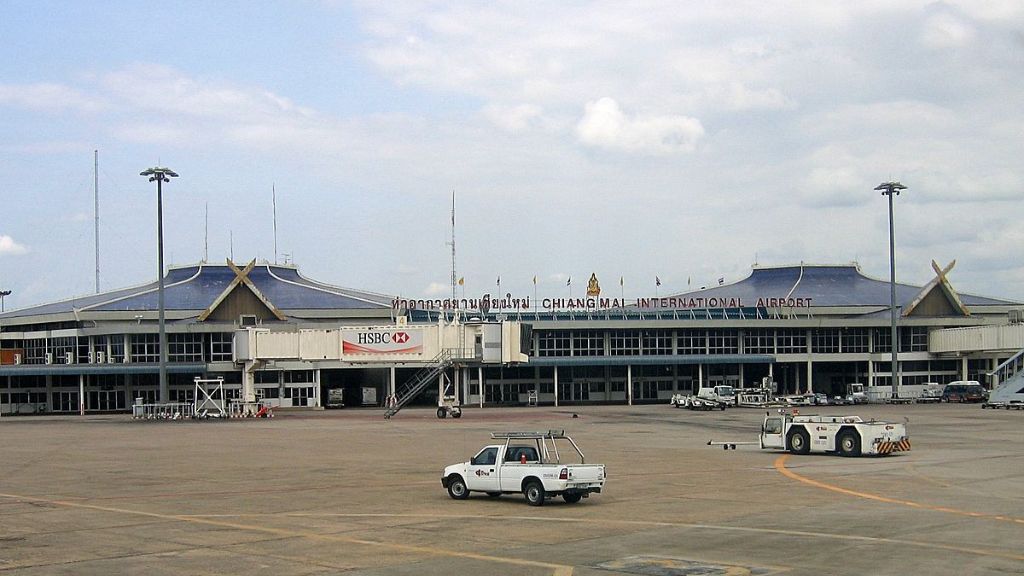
[[437, 371, 445, 407], [45, 374, 53, 413], [698, 364, 704, 389], [961, 356, 969, 381], [478, 366, 484, 408], [806, 360, 813, 394], [553, 366, 559, 407], [627, 364, 633, 406], [389, 366, 396, 398], [313, 369, 321, 408], [79, 374, 85, 415], [739, 364, 745, 389]]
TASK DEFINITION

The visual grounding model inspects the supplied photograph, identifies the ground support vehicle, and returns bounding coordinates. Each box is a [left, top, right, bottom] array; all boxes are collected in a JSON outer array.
[[734, 389, 772, 407], [847, 383, 868, 404], [326, 388, 344, 409], [982, 400, 1024, 410], [709, 411, 911, 457], [941, 381, 987, 403], [915, 385, 943, 404], [436, 393, 462, 418], [670, 394, 726, 410], [441, 430, 606, 506], [698, 386, 736, 405]]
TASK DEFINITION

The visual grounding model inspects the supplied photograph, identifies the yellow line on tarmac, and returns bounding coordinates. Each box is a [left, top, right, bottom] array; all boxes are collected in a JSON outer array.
[[0, 492, 573, 576], [206, 511, 1024, 563], [774, 454, 1024, 525]]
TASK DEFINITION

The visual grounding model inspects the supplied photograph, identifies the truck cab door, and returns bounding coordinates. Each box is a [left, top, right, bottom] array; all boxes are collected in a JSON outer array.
[[465, 447, 501, 492], [761, 417, 785, 449]]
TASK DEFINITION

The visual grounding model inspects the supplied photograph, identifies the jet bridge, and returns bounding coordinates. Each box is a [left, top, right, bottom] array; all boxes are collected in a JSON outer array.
[[233, 318, 531, 409]]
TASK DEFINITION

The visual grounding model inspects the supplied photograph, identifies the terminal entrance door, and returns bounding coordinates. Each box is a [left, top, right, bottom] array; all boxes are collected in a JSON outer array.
[[88, 389, 124, 411], [485, 382, 518, 405]]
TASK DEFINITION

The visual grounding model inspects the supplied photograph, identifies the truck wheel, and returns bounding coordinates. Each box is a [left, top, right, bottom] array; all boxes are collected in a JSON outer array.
[[524, 481, 546, 506], [837, 431, 861, 457], [452, 410, 462, 419], [437, 408, 447, 419], [563, 493, 582, 504], [787, 428, 810, 455], [447, 475, 469, 500]]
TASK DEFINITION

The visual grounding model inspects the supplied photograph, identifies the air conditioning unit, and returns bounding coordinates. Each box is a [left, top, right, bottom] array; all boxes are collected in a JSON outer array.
[[13, 353, 22, 365], [1009, 310, 1023, 324], [108, 353, 117, 364], [45, 352, 53, 364], [65, 351, 75, 364], [88, 352, 95, 364], [239, 314, 259, 327], [97, 351, 106, 363]]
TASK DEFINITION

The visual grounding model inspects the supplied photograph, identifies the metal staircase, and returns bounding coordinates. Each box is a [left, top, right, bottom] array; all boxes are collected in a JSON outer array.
[[988, 348, 1024, 405], [384, 350, 454, 419]]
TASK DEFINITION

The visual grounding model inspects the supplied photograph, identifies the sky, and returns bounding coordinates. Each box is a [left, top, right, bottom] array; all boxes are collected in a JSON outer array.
[[1, 0, 1023, 311]]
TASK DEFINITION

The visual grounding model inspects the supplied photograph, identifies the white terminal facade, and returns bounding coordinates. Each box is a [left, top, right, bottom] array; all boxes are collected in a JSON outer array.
[[1, 258, 1022, 414]]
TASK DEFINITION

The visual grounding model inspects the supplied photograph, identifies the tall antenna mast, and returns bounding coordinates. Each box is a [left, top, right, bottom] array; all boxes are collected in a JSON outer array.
[[204, 202, 209, 262], [446, 191, 456, 300], [94, 149, 100, 293], [272, 183, 278, 264]]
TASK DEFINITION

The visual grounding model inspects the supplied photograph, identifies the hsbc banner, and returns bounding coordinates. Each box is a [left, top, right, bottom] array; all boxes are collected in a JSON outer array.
[[341, 329, 424, 355]]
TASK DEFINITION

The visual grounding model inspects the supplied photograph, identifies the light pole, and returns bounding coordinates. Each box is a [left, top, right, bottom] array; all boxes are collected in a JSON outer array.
[[0, 290, 10, 312], [875, 181, 906, 399], [141, 167, 178, 404]]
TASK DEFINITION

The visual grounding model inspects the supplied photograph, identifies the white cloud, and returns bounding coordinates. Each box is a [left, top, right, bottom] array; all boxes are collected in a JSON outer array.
[[423, 282, 450, 296], [575, 98, 704, 155], [921, 12, 976, 49], [483, 103, 543, 133], [100, 65, 314, 120], [0, 235, 28, 256], [0, 83, 106, 112]]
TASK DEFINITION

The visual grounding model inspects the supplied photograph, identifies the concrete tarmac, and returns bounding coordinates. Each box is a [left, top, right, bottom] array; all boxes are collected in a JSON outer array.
[[0, 403, 1021, 575]]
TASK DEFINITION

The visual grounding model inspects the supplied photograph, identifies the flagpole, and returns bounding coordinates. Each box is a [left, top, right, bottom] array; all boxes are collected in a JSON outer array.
[[533, 276, 538, 317]]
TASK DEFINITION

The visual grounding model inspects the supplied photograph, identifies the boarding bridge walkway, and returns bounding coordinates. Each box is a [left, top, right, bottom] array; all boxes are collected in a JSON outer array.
[[384, 350, 454, 419]]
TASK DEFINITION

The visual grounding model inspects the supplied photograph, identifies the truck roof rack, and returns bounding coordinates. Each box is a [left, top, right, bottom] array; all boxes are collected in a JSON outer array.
[[490, 430, 566, 439]]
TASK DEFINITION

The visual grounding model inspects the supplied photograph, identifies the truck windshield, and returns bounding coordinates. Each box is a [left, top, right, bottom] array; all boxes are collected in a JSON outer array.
[[717, 386, 734, 396]]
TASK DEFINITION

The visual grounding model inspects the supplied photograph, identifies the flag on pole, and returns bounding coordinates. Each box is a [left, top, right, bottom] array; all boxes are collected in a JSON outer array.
[[718, 277, 725, 286], [532, 275, 537, 285], [656, 276, 661, 287], [497, 275, 501, 289], [567, 277, 571, 286], [619, 276, 623, 286], [458, 277, 464, 286]]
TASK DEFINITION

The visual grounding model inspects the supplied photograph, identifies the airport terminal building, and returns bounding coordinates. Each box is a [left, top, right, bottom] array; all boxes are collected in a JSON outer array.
[[1, 259, 1022, 414]]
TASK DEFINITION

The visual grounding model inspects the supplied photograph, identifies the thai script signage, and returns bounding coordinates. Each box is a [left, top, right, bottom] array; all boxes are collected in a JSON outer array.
[[392, 294, 813, 311]]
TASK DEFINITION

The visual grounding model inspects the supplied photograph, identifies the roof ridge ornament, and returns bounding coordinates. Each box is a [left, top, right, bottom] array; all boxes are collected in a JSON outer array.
[[903, 259, 970, 317], [196, 258, 287, 322]]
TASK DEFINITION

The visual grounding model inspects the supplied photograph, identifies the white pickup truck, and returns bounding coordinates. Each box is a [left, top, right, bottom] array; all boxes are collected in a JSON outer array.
[[441, 430, 606, 506]]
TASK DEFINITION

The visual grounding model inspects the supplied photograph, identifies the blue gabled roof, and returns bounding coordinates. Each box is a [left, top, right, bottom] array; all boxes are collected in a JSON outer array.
[[669, 264, 1014, 308], [0, 261, 393, 319]]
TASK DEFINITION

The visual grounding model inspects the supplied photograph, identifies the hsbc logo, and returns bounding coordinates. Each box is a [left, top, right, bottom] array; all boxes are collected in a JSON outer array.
[[356, 331, 412, 345], [345, 329, 422, 354]]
